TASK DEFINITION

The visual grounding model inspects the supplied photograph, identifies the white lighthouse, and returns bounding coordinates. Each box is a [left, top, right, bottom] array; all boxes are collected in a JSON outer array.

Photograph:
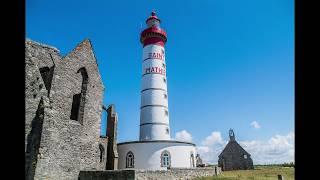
[[117, 11, 197, 170], [140, 11, 170, 141]]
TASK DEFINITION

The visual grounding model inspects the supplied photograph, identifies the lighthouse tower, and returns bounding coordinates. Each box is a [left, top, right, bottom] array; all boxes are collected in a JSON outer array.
[[117, 12, 197, 170], [139, 11, 170, 141]]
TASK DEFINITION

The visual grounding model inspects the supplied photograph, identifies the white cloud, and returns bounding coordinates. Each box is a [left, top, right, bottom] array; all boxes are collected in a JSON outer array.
[[201, 131, 224, 146], [196, 131, 294, 165], [197, 131, 227, 164], [240, 132, 294, 164], [174, 130, 193, 142], [250, 121, 261, 129]]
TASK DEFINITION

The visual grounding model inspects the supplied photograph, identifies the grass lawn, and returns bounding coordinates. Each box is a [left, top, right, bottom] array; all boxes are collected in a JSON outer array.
[[194, 166, 294, 180]]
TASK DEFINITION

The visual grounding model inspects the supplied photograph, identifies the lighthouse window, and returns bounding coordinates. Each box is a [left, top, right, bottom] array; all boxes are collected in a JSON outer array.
[[161, 150, 171, 167], [162, 63, 166, 68], [126, 151, 134, 168], [164, 93, 167, 99], [166, 127, 169, 134], [163, 78, 166, 83], [165, 110, 168, 116]]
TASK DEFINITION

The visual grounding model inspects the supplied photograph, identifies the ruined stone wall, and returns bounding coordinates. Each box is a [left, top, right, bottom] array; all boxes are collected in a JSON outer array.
[[25, 39, 105, 180], [25, 40, 61, 180], [106, 105, 118, 170], [79, 167, 221, 180], [98, 136, 108, 170]]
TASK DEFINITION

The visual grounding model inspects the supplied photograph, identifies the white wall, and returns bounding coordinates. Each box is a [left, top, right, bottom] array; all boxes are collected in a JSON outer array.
[[140, 106, 169, 125], [118, 141, 197, 170], [141, 75, 167, 90], [141, 90, 168, 107], [139, 124, 170, 140]]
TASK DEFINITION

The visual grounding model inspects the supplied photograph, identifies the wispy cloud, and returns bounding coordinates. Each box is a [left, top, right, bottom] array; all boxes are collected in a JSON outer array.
[[250, 121, 261, 129], [174, 130, 193, 142]]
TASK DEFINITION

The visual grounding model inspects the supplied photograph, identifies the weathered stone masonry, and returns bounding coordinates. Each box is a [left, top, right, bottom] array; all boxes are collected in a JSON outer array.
[[79, 167, 221, 180], [218, 129, 254, 171], [105, 105, 119, 170], [25, 39, 117, 180]]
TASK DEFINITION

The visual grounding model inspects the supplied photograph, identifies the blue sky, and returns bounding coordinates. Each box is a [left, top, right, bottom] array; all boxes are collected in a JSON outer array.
[[27, 0, 294, 164]]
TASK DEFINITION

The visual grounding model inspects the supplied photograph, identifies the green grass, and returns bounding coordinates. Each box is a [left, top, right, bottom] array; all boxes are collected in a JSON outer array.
[[194, 166, 294, 180]]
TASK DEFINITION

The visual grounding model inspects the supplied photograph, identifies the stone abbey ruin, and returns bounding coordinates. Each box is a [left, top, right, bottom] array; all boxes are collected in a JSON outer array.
[[25, 39, 118, 180]]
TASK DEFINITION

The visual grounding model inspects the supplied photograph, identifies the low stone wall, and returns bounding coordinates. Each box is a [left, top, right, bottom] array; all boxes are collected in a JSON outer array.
[[79, 170, 135, 180], [136, 167, 221, 180], [79, 167, 221, 180]]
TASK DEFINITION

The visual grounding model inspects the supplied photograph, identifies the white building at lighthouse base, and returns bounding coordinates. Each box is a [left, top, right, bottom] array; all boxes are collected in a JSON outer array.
[[117, 140, 197, 170]]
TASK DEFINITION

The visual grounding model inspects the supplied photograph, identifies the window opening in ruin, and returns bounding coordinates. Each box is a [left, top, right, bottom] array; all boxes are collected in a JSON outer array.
[[70, 93, 81, 121], [126, 151, 134, 168], [99, 144, 105, 163], [244, 154, 247, 159], [101, 106, 108, 136], [161, 150, 171, 167], [39, 66, 54, 95], [70, 67, 88, 124]]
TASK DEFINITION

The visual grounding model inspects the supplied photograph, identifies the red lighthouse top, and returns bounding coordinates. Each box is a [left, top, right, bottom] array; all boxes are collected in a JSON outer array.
[[146, 11, 161, 23], [140, 11, 167, 47]]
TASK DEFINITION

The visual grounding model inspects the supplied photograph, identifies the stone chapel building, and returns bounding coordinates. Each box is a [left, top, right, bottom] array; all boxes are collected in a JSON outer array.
[[25, 39, 118, 180], [218, 129, 254, 171]]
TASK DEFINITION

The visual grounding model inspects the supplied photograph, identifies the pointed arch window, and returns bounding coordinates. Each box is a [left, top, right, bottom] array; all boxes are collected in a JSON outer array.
[[161, 150, 171, 167], [70, 67, 88, 124], [126, 151, 134, 168]]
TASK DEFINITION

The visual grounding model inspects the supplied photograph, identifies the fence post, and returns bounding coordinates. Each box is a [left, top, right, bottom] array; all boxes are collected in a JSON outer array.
[[278, 175, 284, 180]]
